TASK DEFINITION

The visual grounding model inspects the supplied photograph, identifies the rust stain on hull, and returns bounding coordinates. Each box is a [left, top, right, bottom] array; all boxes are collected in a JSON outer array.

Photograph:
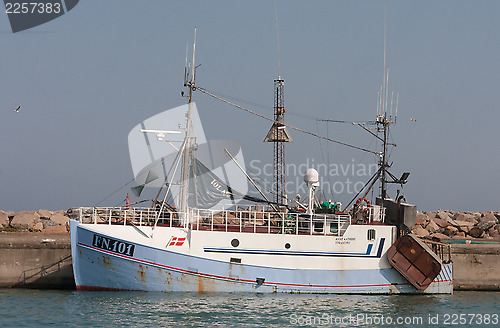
[[102, 256, 112, 266], [138, 264, 146, 284], [197, 275, 205, 293]]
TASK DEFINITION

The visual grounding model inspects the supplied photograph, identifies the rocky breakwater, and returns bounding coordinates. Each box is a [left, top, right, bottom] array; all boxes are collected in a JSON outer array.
[[0, 209, 70, 233], [411, 210, 500, 241], [411, 210, 500, 290]]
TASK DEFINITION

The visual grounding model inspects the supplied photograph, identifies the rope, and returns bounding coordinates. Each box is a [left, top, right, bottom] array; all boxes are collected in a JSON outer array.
[[196, 87, 380, 155]]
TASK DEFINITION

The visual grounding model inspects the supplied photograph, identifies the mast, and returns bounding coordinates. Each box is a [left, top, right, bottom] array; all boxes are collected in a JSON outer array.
[[378, 113, 390, 199], [264, 78, 292, 206], [180, 28, 197, 222], [264, 3, 292, 206]]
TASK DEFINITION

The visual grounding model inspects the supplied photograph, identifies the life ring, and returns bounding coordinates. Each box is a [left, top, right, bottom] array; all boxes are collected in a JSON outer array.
[[355, 197, 370, 208]]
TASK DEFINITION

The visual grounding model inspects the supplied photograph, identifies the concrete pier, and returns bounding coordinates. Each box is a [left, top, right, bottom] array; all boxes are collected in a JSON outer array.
[[0, 233, 74, 289], [451, 243, 500, 290], [0, 233, 499, 290]]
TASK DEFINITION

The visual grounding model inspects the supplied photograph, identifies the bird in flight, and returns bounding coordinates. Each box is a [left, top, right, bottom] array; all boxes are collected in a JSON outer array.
[[13, 106, 20, 113]]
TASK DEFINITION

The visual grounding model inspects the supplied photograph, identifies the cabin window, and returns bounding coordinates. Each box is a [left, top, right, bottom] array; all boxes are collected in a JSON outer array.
[[330, 223, 339, 234], [367, 229, 376, 241], [314, 222, 324, 233]]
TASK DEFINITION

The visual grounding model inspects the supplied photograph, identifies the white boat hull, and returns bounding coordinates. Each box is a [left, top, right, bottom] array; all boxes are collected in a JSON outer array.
[[70, 220, 453, 294]]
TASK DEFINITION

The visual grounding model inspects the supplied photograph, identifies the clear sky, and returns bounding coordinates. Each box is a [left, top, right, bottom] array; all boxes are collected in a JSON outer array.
[[1, 0, 499, 212]]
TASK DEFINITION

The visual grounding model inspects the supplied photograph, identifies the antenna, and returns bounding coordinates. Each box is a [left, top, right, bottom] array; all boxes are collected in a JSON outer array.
[[383, 6, 387, 76], [385, 67, 389, 115], [184, 43, 188, 85], [375, 9, 403, 202], [395, 92, 399, 123], [380, 5, 387, 119], [390, 91, 394, 120], [376, 91, 380, 117], [192, 28, 196, 83], [274, 0, 281, 79]]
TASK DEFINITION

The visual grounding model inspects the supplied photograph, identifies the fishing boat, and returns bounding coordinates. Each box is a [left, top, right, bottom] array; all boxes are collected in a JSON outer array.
[[69, 31, 453, 294]]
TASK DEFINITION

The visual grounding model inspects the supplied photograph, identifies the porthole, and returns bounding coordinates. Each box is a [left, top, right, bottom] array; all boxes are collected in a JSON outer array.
[[231, 238, 240, 247], [285, 243, 291, 249]]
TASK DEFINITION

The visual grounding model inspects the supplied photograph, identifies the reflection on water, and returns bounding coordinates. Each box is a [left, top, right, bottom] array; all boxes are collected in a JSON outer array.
[[0, 289, 498, 327]]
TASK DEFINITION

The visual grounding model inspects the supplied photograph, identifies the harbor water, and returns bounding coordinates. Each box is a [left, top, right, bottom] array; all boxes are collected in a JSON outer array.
[[0, 290, 498, 327]]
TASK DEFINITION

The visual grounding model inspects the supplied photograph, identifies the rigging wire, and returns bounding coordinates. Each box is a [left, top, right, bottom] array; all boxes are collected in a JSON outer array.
[[196, 86, 380, 156], [94, 178, 136, 206], [318, 119, 377, 125], [197, 87, 375, 125], [93, 151, 177, 206], [317, 120, 336, 202]]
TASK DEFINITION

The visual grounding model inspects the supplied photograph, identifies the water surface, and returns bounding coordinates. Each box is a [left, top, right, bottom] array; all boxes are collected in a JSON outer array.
[[0, 289, 498, 327]]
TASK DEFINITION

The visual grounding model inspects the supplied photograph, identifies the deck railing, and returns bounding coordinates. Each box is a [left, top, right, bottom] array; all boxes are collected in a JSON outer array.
[[421, 239, 452, 264], [77, 206, 352, 236]]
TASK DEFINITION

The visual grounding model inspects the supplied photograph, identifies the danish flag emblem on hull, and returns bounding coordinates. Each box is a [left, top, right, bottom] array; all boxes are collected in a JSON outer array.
[[168, 237, 186, 247]]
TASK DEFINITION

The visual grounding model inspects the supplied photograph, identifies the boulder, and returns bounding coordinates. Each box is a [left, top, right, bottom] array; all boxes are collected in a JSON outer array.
[[416, 212, 428, 225], [429, 232, 449, 241], [426, 211, 437, 219], [451, 220, 475, 232], [494, 212, 500, 222], [42, 219, 59, 229], [49, 213, 70, 226], [481, 212, 498, 222], [0, 210, 9, 228], [10, 211, 41, 230], [32, 221, 43, 232], [472, 212, 483, 221], [468, 226, 485, 238], [476, 213, 498, 231], [432, 217, 449, 228], [37, 209, 53, 219], [66, 207, 92, 220], [443, 225, 458, 237], [489, 230, 500, 239], [425, 220, 440, 233], [456, 231, 466, 237], [413, 226, 429, 237], [453, 212, 477, 223], [436, 211, 450, 221]]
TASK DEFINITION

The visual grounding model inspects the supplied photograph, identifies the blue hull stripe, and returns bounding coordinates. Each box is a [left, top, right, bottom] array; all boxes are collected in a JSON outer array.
[[204, 238, 385, 258]]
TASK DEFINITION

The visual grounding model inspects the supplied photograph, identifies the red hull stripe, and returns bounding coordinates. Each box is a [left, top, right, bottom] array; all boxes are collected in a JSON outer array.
[[76, 285, 140, 292], [77, 242, 451, 289]]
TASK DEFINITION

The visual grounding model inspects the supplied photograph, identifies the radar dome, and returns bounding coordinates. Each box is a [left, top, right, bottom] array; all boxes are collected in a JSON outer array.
[[304, 168, 319, 186]]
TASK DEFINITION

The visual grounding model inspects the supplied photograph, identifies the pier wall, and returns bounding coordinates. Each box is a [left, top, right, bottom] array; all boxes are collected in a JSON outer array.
[[0, 233, 74, 289], [0, 233, 499, 290], [451, 244, 500, 290]]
